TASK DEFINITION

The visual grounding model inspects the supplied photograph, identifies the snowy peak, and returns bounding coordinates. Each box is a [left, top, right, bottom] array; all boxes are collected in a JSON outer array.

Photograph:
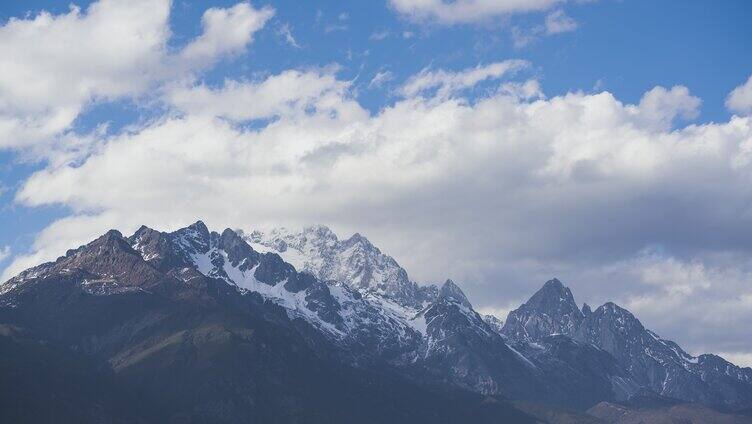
[[5, 221, 752, 411], [244, 225, 423, 307], [217, 228, 261, 270], [177, 220, 212, 253], [501, 278, 584, 343], [439, 279, 472, 309]]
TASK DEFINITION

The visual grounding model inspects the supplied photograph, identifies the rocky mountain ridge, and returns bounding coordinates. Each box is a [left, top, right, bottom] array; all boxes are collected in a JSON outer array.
[[502, 278, 752, 407], [2, 221, 752, 423]]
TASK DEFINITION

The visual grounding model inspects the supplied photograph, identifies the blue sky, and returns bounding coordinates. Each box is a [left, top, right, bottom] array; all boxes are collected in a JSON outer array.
[[1, 0, 752, 363]]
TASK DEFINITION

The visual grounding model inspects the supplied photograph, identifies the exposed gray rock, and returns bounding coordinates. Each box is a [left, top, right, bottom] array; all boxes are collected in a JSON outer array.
[[501, 278, 583, 343]]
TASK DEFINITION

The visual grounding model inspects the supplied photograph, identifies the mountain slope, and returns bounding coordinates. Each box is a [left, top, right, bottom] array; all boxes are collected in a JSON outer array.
[[242, 227, 638, 408], [0, 223, 536, 424], [500, 277, 752, 409], [3, 222, 752, 420], [576, 302, 752, 407]]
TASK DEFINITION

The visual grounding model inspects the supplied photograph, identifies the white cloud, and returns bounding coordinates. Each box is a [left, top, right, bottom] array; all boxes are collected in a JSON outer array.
[[0, 0, 171, 150], [389, 0, 563, 24], [7, 68, 750, 286], [180, 2, 273, 66], [166, 69, 357, 122], [500, 79, 544, 100], [0, 0, 273, 157], [545, 9, 577, 34], [0, 246, 9, 263], [630, 85, 701, 131], [399, 60, 529, 98], [277, 23, 301, 48], [726, 74, 752, 116]]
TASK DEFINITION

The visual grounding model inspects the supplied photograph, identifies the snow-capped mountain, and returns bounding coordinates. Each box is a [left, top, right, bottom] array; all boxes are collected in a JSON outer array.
[[3, 221, 752, 421], [243, 225, 435, 307], [1, 223, 535, 423]]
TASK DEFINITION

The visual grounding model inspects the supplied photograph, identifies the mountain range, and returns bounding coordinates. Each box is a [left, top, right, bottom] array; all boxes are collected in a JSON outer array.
[[1, 221, 751, 423]]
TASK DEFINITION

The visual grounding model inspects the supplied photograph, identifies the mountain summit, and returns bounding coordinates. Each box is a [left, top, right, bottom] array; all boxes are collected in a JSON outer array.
[[501, 278, 584, 342], [244, 225, 432, 307]]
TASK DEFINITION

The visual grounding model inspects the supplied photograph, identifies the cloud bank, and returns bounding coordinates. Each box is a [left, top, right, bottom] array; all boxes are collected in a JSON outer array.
[[2, 0, 752, 364]]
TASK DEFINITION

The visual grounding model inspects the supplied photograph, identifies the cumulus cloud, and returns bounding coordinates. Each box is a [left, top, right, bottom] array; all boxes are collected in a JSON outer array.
[[0, 0, 171, 150], [180, 1, 273, 66], [726, 74, 752, 116], [389, 0, 563, 24], [7, 66, 751, 283], [629, 85, 701, 131], [0, 0, 272, 157]]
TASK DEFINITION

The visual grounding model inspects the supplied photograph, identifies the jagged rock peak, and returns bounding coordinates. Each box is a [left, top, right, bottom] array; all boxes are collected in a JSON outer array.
[[219, 227, 244, 247], [343, 232, 379, 251], [500, 278, 584, 343], [526, 278, 579, 310], [101, 229, 124, 240], [188, 220, 209, 235], [90, 229, 136, 253], [582, 303, 592, 317], [439, 279, 472, 309]]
